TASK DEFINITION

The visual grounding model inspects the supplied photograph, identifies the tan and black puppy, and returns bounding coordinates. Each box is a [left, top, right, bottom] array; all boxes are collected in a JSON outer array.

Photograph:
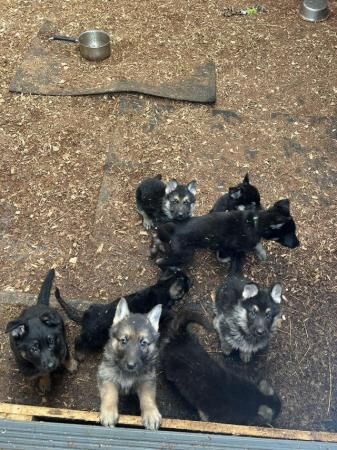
[[97, 298, 162, 430]]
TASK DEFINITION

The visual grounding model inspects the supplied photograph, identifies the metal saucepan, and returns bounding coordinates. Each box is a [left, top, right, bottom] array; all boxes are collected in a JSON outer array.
[[50, 30, 111, 61]]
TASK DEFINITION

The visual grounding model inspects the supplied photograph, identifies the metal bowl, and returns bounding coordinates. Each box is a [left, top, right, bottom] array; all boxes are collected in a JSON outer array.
[[299, 0, 329, 22], [78, 30, 111, 61]]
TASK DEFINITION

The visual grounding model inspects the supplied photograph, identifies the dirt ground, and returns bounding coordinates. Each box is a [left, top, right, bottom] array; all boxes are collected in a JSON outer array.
[[0, 0, 337, 434]]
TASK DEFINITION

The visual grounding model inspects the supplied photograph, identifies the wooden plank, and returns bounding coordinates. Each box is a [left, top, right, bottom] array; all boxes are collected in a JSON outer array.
[[1, 402, 337, 443], [0, 413, 32, 421]]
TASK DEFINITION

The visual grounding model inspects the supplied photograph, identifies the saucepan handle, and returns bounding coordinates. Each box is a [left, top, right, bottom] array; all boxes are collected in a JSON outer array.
[[49, 35, 78, 43]]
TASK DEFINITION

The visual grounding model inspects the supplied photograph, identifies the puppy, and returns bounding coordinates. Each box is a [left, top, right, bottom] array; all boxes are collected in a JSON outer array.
[[136, 175, 197, 229], [154, 199, 299, 268], [213, 261, 282, 362], [211, 174, 261, 213], [55, 267, 191, 359], [211, 174, 265, 261], [98, 298, 162, 430], [5, 269, 77, 393], [161, 309, 281, 425]]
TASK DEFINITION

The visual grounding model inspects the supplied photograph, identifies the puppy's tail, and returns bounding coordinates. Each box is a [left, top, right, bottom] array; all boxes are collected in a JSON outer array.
[[162, 308, 212, 342], [37, 269, 55, 305], [229, 254, 244, 276], [54, 288, 83, 323], [157, 222, 176, 243]]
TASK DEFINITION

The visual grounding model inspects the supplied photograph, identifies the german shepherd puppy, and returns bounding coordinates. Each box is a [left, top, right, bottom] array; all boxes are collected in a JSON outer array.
[[211, 174, 265, 261], [154, 199, 299, 268], [136, 174, 197, 229], [98, 298, 162, 430], [213, 261, 282, 362], [211, 174, 261, 213], [5, 269, 77, 393], [161, 309, 281, 425], [55, 268, 191, 359]]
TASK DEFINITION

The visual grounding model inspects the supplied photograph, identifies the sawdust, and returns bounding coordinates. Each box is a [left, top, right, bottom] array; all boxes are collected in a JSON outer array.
[[0, 0, 337, 434]]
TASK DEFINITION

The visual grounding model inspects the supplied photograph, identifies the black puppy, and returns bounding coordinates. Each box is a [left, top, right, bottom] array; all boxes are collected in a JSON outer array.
[[211, 174, 261, 213], [55, 268, 191, 360], [154, 199, 299, 268], [161, 310, 281, 425], [211, 174, 265, 261], [5, 269, 78, 393], [136, 175, 197, 229]]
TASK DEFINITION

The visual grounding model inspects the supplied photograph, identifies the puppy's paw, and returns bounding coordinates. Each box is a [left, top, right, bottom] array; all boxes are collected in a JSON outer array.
[[142, 407, 162, 431], [258, 405, 274, 424], [65, 357, 79, 373], [258, 379, 274, 396], [100, 407, 119, 428], [240, 350, 252, 363], [255, 244, 267, 262], [220, 340, 233, 356], [143, 217, 153, 230], [38, 375, 51, 394], [216, 251, 231, 263]]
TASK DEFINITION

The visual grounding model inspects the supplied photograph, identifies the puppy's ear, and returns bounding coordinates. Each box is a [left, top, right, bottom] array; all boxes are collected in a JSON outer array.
[[5, 320, 27, 339], [113, 298, 130, 325], [40, 312, 62, 327], [229, 187, 242, 200], [165, 179, 178, 195], [243, 173, 250, 184], [270, 284, 282, 304], [187, 180, 197, 195], [273, 199, 290, 215], [147, 304, 162, 332], [242, 283, 259, 300]]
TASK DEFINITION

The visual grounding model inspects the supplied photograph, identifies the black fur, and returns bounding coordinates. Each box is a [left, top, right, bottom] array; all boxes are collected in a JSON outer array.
[[5, 270, 71, 388], [136, 175, 197, 229], [162, 310, 281, 425], [211, 174, 261, 213], [55, 268, 191, 356], [155, 199, 299, 268]]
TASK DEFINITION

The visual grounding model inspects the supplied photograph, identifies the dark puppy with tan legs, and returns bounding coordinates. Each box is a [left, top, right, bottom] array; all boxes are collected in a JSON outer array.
[[211, 173, 261, 213], [5, 269, 77, 393], [98, 298, 162, 430], [161, 310, 281, 425], [154, 199, 299, 268], [55, 267, 191, 360], [136, 175, 197, 229], [214, 259, 282, 363]]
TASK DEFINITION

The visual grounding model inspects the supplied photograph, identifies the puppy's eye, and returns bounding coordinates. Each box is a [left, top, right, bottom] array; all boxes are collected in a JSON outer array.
[[140, 340, 149, 348], [249, 310, 256, 319], [173, 199, 179, 204], [119, 337, 128, 345], [183, 199, 189, 205], [48, 336, 55, 347], [265, 310, 272, 319]]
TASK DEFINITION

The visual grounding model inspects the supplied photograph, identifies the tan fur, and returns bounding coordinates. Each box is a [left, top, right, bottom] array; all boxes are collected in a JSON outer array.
[[63, 352, 78, 373], [99, 382, 119, 427], [38, 375, 51, 394], [137, 379, 162, 430]]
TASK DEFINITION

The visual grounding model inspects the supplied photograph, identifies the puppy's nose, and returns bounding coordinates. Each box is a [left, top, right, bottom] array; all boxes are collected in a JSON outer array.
[[178, 213, 184, 218], [256, 328, 265, 336], [127, 362, 136, 370]]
